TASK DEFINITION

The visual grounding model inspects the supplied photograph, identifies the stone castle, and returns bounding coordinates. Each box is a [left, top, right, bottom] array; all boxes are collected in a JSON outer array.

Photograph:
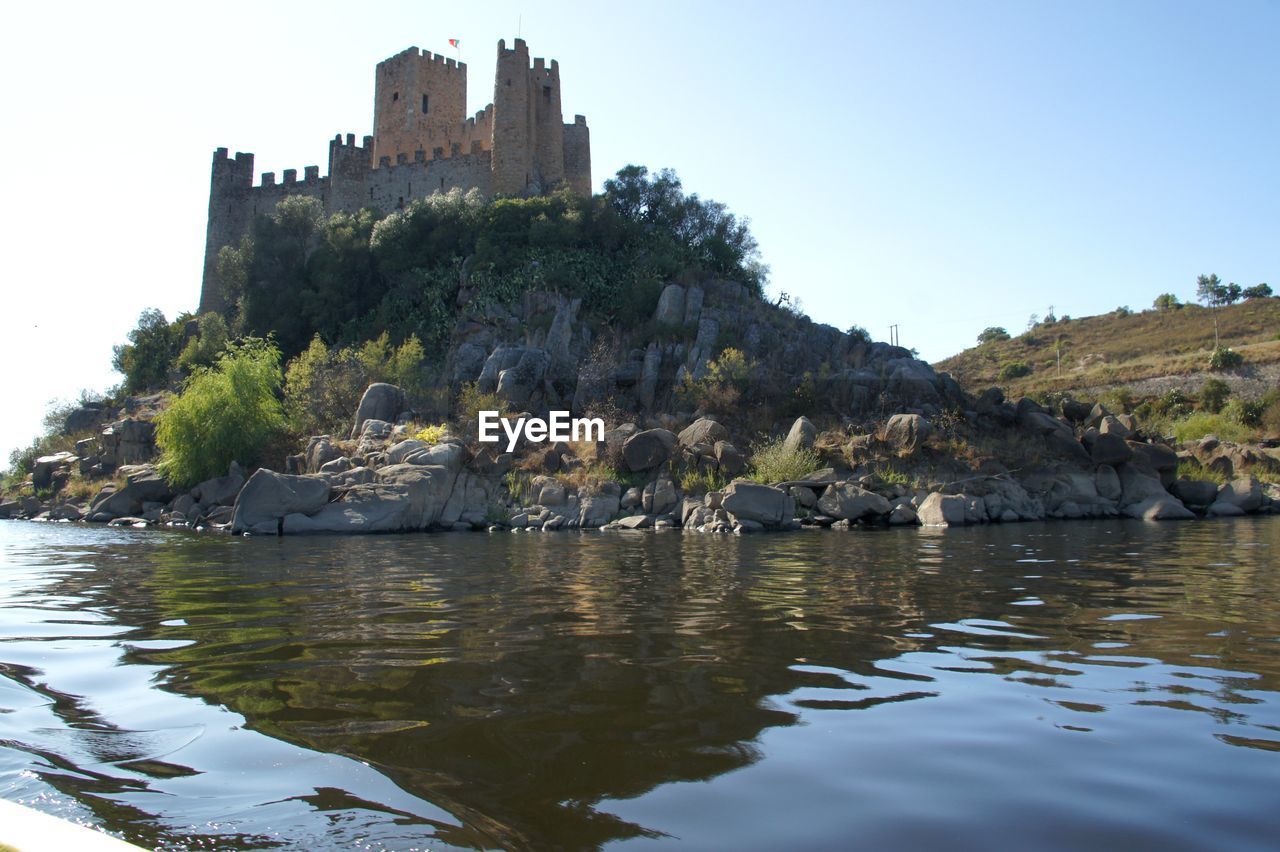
[[199, 38, 591, 314]]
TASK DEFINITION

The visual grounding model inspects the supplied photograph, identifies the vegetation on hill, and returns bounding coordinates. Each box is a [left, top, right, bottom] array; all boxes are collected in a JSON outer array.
[[937, 290, 1280, 397], [4, 166, 771, 483]]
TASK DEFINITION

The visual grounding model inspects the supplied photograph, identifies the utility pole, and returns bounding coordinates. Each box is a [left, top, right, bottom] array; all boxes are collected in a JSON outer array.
[[888, 324, 900, 347]]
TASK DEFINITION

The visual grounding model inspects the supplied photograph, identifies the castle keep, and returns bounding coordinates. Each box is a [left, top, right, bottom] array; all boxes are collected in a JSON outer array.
[[199, 38, 591, 314]]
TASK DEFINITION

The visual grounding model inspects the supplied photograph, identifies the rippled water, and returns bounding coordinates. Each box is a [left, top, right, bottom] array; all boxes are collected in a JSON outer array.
[[1, 518, 1279, 850]]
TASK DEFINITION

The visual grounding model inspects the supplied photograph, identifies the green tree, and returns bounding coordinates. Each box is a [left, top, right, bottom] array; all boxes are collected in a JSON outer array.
[[977, 326, 1010, 344], [112, 308, 182, 393], [1243, 283, 1272, 300], [155, 338, 287, 488], [1152, 293, 1180, 311]]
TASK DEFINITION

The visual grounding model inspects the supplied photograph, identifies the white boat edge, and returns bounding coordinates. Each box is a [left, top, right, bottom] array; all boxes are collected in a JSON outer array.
[[0, 797, 145, 851]]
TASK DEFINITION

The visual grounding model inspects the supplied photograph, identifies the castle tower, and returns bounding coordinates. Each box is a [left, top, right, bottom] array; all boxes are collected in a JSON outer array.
[[488, 38, 591, 196], [199, 149, 254, 315], [372, 47, 469, 166]]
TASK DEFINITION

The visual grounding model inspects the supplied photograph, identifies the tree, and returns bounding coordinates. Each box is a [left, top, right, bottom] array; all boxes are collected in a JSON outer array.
[[1197, 273, 1229, 348], [977, 326, 1010, 344], [1243, 283, 1273, 300], [1225, 283, 1243, 304], [1153, 293, 1180, 311], [155, 338, 287, 488], [112, 308, 182, 393]]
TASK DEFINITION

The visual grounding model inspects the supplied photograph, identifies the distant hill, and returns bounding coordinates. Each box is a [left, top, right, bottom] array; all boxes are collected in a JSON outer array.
[[935, 299, 1280, 398]]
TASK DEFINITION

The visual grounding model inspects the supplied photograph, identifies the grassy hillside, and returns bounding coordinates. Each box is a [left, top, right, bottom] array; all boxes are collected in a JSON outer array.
[[936, 299, 1280, 396]]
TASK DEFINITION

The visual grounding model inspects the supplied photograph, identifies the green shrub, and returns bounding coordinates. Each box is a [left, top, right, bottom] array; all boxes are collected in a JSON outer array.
[[1199, 378, 1231, 413], [1153, 293, 1181, 311], [1170, 412, 1253, 444], [997, 361, 1031, 381], [1155, 388, 1193, 418], [749, 437, 820, 484], [679, 347, 756, 412], [412, 423, 449, 444], [1224, 398, 1266, 428], [1176, 459, 1228, 485], [176, 312, 230, 374], [155, 339, 287, 489], [1209, 347, 1243, 370]]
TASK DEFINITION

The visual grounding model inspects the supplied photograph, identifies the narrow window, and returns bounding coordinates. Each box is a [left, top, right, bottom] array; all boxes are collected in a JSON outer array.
[[392, 91, 399, 102], [422, 94, 429, 113], [543, 86, 551, 102]]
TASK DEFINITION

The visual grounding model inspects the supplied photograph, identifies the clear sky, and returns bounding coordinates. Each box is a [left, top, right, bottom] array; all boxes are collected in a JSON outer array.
[[1, 0, 1276, 463]]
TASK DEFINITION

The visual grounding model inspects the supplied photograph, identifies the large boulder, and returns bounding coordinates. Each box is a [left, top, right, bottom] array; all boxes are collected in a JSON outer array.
[[817, 482, 892, 521], [99, 418, 156, 466], [305, 436, 342, 473], [917, 492, 968, 527], [782, 417, 818, 454], [721, 481, 795, 527], [1086, 430, 1133, 467], [1118, 463, 1171, 508], [192, 462, 246, 507], [1123, 496, 1195, 521], [882, 414, 930, 454], [350, 383, 405, 438], [714, 441, 746, 477], [231, 470, 331, 534], [578, 482, 622, 528], [32, 452, 77, 490], [1170, 479, 1218, 508], [677, 418, 728, 448], [1094, 465, 1122, 502], [653, 283, 686, 326], [1098, 415, 1132, 440], [87, 463, 173, 520], [623, 429, 678, 472], [1217, 477, 1263, 513]]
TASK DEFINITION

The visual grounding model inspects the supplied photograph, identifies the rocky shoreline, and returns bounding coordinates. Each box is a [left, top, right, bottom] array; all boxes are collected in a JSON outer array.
[[4, 382, 1277, 537]]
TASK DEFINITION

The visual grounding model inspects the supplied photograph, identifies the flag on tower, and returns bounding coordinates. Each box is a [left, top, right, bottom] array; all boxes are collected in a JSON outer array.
[[448, 38, 460, 47]]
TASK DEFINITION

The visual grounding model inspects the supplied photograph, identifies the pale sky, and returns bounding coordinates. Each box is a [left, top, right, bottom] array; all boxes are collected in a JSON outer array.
[[1, 0, 1276, 463]]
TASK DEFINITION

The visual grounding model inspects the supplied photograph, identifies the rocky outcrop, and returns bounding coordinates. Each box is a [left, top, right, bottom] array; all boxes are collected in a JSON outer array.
[[231, 470, 332, 534], [622, 429, 677, 472]]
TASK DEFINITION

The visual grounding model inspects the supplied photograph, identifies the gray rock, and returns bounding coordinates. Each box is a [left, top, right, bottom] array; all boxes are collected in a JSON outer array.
[[617, 515, 653, 529], [578, 484, 622, 528], [33, 452, 76, 489], [620, 486, 642, 509], [651, 478, 678, 516], [1123, 496, 1195, 521], [350, 383, 405, 438], [622, 428, 677, 472], [677, 418, 728, 448], [1088, 431, 1133, 466], [1171, 479, 1219, 508], [653, 283, 686, 326], [782, 417, 818, 454], [714, 441, 746, 476], [1217, 477, 1263, 513], [1118, 464, 1170, 508], [888, 504, 918, 525], [1095, 465, 1122, 502], [816, 482, 891, 521], [1098, 415, 1132, 440], [320, 456, 352, 474], [882, 413, 931, 453], [1206, 500, 1246, 517], [192, 462, 246, 506], [721, 481, 795, 527], [917, 492, 967, 527], [231, 470, 331, 534]]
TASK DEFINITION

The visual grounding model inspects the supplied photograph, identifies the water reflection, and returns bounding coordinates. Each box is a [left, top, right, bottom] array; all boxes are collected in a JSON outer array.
[[1, 519, 1278, 850]]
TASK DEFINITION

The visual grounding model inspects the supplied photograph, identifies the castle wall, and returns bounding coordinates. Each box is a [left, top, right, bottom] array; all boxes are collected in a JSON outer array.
[[199, 149, 255, 315]]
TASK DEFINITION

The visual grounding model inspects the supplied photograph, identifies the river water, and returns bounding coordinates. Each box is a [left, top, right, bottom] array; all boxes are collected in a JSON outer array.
[[1, 518, 1278, 850]]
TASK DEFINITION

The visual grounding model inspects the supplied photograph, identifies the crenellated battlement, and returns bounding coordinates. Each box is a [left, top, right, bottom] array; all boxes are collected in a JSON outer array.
[[201, 38, 590, 315]]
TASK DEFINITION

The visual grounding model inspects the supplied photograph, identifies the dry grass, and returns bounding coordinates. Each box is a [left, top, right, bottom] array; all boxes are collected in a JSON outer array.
[[937, 300, 1280, 395]]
